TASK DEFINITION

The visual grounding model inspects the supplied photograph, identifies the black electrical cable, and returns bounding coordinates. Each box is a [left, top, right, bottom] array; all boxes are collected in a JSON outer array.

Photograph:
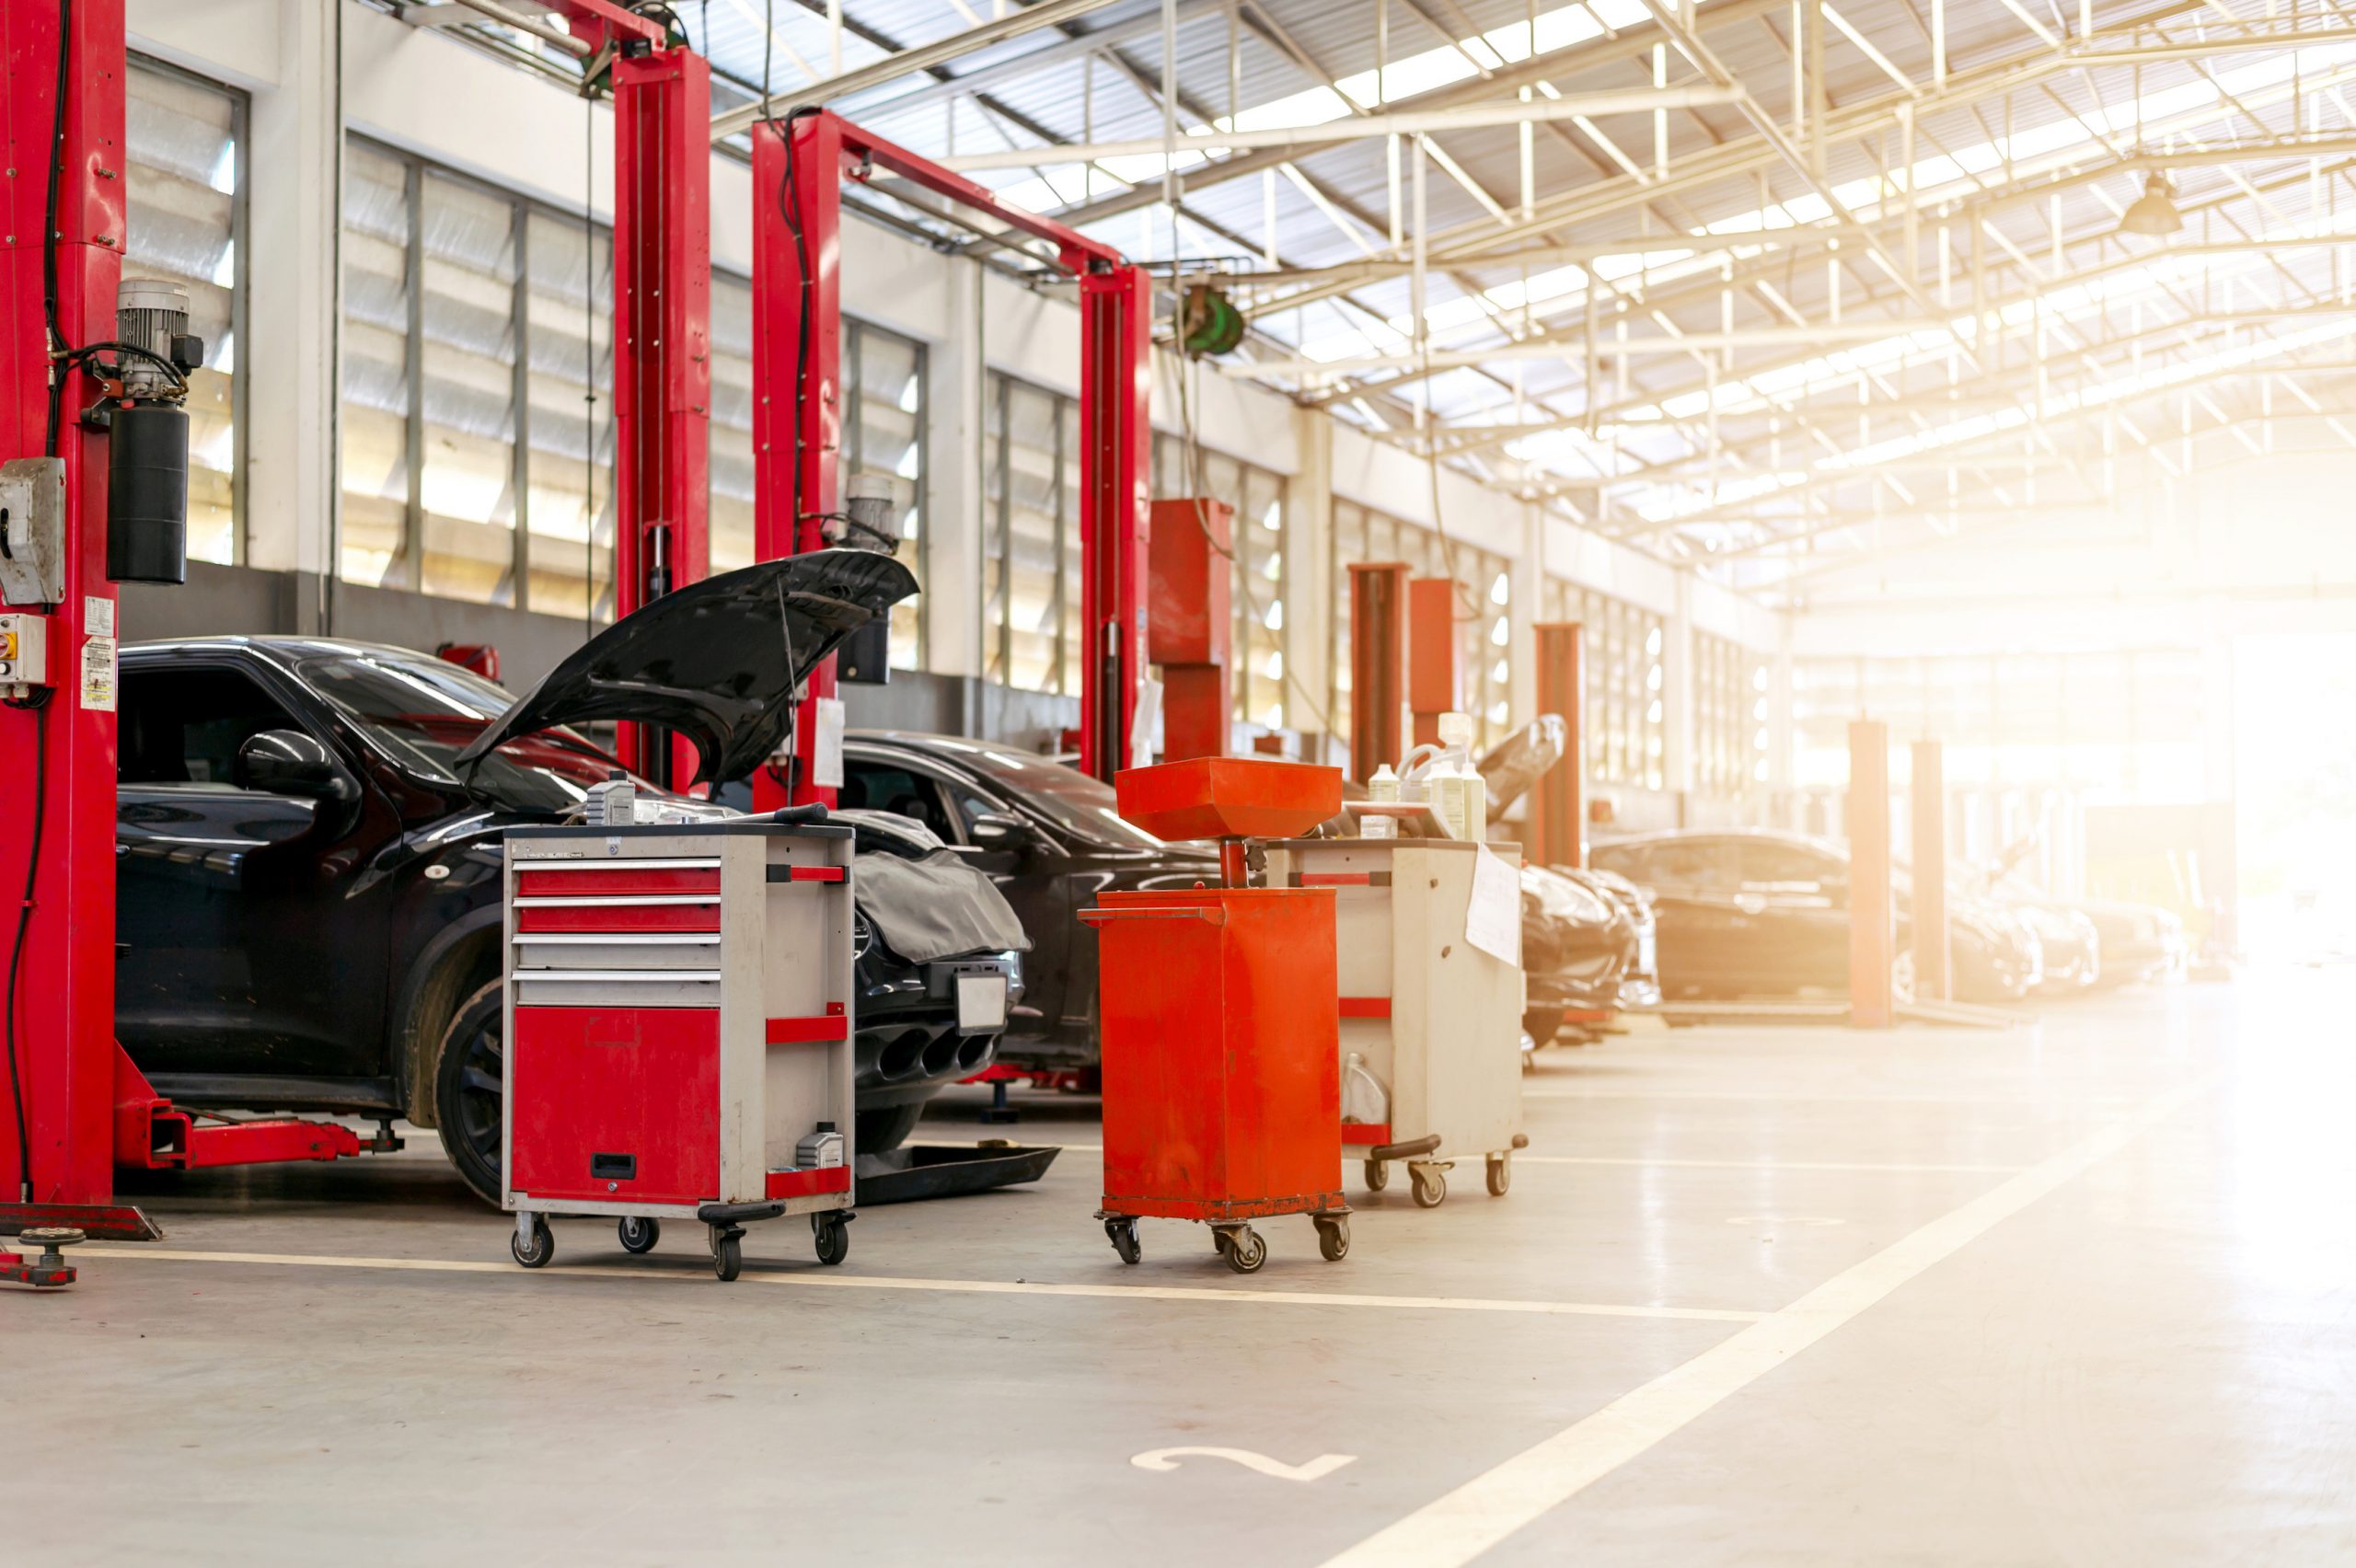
[[772, 106, 822, 546], [5, 698, 49, 1203]]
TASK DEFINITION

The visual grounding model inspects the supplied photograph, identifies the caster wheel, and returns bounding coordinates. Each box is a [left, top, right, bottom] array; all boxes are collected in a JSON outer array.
[[1105, 1219, 1141, 1265], [512, 1216, 554, 1269], [1223, 1226, 1267, 1274], [813, 1214, 849, 1267], [1410, 1165, 1447, 1209], [713, 1232, 744, 1282], [618, 1216, 660, 1254], [1363, 1159, 1389, 1193], [1486, 1156, 1511, 1197], [1316, 1216, 1350, 1262]]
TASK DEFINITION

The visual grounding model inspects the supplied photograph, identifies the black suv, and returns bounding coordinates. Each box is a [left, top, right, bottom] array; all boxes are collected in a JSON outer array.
[[116, 554, 1025, 1203]]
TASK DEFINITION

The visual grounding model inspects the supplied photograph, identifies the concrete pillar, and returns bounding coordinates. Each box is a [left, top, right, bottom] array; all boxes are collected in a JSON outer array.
[[1848, 719, 1895, 1027], [243, 0, 342, 622], [1287, 405, 1332, 755], [1664, 573, 1696, 799], [1911, 738, 1950, 1001]]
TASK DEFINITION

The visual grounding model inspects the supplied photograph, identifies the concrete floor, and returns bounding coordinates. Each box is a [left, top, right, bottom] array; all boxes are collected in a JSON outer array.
[[12, 974, 2355, 1565]]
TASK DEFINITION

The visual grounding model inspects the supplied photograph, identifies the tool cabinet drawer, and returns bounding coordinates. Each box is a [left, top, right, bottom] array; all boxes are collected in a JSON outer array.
[[514, 859, 722, 899], [514, 931, 722, 972], [512, 970, 723, 1009], [514, 896, 722, 935]]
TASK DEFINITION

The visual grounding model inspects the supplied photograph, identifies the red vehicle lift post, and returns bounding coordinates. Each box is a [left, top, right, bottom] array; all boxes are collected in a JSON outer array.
[[1911, 738, 1950, 1001], [548, 1, 707, 789], [1529, 621, 1588, 869], [1406, 577, 1460, 749], [749, 110, 1151, 802]]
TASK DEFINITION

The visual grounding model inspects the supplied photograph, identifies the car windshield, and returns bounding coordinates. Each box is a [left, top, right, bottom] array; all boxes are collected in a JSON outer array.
[[297, 649, 650, 813], [910, 737, 1180, 850]]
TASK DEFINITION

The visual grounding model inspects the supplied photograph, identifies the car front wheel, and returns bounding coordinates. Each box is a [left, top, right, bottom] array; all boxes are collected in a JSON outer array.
[[433, 980, 507, 1207]]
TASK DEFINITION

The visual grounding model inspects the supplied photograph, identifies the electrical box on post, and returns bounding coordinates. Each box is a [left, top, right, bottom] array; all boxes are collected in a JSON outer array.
[[0, 459, 68, 606], [0, 614, 50, 699]]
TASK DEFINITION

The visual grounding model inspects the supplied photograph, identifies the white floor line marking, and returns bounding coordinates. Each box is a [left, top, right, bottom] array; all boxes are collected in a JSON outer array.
[[1517, 1148, 2016, 1158], [912, 1142, 2020, 1175], [75, 1247, 1764, 1324], [1313, 1070, 2219, 1568], [1522, 1087, 2142, 1105]]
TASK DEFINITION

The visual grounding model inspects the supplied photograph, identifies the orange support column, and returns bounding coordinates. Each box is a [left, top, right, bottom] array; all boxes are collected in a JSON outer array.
[[1149, 499, 1231, 763], [1911, 739, 1950, 1002], [1347, 562, 1408, 783], [1530, 622, 1587, 869], [1407, 576, 1459, 747], [1848, 720, 1895, 1028]]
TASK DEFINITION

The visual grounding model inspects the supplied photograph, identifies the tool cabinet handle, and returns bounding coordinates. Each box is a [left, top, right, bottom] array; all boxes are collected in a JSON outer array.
[[1078, 907, 1228, 928]]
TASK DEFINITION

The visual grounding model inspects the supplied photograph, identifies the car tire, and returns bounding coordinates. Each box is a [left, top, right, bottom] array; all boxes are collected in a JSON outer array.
[[433, 979, 507, 1208], [855, 1101, 926, 1154], [1520, 1007, 1565, 1045]]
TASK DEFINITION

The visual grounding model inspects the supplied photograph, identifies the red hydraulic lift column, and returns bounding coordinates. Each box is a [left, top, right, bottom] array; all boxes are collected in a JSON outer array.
[[1530, 621, 1587, 869], [1148, 498, 1230, 764], [1407, 576, 1458, 748], [602, 21, 710, 789], [0, 0, 133, 1226], [1911, 739, 1950, 1001], [1078, 264, 1152, 785], [1346, 561, 1407, 783], [1848, 719, 1895, 1028], [750, 111, 843, 808]]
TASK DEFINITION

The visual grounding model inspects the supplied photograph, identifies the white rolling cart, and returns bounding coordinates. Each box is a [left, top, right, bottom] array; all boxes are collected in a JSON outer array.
[[1264, 837, 1527, 1206]]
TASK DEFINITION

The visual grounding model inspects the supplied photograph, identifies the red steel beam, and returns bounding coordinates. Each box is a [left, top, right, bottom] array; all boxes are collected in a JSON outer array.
[[1848, 719, 1895, 1028], [0, 0, 130, 1213], [1530, 621, 1587, 869], [1079, 263, 1151, 783], [1911, 739, 1950, 1001]]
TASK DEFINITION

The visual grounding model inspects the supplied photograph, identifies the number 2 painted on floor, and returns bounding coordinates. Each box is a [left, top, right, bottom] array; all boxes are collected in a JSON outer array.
[[1131, 1447, 1357, 1482]]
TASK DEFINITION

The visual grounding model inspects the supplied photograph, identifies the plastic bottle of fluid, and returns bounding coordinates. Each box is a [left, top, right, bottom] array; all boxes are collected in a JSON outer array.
[[1341, 1052, 1389, 1127], [1364, 763, 1400, 839], [1427, 759, 1467, 839]]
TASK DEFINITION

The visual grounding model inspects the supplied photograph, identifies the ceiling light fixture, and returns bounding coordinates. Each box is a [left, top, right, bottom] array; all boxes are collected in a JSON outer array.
[[2118, 171, 2183, 237]]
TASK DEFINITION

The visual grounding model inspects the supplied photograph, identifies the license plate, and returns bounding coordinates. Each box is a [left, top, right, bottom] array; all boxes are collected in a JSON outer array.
[[956, 973, 1009, 1032]]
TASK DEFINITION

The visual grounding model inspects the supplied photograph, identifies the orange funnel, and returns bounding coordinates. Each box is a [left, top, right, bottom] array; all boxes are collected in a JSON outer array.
[[1115, 756, 1343, 844]]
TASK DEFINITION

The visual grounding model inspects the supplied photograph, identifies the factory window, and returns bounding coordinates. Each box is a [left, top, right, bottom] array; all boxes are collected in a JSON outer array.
[[1329, 500, 1513, 758], [344, 143, 927, 633], [1154, 436, 1290, 732], [1695, 632, 1766, 797], [1541, 578, 1666, 790], [709, 288, 927, 668], [982, 373, 1078, 696], [126, 61, 245, 565]]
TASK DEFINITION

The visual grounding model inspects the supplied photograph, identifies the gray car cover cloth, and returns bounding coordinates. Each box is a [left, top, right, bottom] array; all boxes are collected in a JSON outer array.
[[853, 847, 1032, 963]]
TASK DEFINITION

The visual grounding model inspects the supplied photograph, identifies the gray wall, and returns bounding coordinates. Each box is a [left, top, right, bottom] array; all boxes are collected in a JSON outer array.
[[117, 562, 1079, 752]]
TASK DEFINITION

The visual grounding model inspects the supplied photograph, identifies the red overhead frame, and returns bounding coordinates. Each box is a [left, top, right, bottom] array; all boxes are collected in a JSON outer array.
[[1911, 739, 1950, 1001], [1148, 498, 1230, 764], [549, 1, 710, 789], [750, 110, 1149, 802], [1407, 577, 1459, 747], [1848, 719, 1896, 1028], [1530, 622, 1587, 869], [1347, 561, 1408, 783]]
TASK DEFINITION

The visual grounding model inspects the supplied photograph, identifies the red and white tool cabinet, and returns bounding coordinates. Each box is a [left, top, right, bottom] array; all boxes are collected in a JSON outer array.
[[500, 817, 857, 1280]]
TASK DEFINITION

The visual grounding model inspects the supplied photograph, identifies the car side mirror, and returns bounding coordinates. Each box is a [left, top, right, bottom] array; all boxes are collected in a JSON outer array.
[[968, 811, 1034, 850], [237, 729, 360, 805]]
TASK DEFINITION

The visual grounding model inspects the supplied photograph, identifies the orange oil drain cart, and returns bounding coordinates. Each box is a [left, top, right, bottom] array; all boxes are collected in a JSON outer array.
[[1081, 756, 1352, 1274]]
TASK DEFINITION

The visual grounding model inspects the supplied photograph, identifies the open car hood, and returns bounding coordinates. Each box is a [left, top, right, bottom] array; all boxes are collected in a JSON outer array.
[[456, 552, 917, 786]]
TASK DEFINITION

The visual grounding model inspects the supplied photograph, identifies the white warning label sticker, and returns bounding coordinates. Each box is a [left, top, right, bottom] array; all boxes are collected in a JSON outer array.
[[80, 635, 117, 711]]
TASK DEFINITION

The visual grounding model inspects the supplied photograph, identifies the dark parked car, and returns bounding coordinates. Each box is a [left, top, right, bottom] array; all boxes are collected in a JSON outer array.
[[1589, 829, 2041, 1004], [2011, 901, 2101, 992], [838, 732, 1217, 1070], [115, 554, 1024, 1205], [1520, 863, 1653, 1043]]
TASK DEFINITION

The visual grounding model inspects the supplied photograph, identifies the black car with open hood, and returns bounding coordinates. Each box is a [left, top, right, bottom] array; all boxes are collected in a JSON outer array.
[[113, 555, 1021, 1205], [457, 550, 917, 785]]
